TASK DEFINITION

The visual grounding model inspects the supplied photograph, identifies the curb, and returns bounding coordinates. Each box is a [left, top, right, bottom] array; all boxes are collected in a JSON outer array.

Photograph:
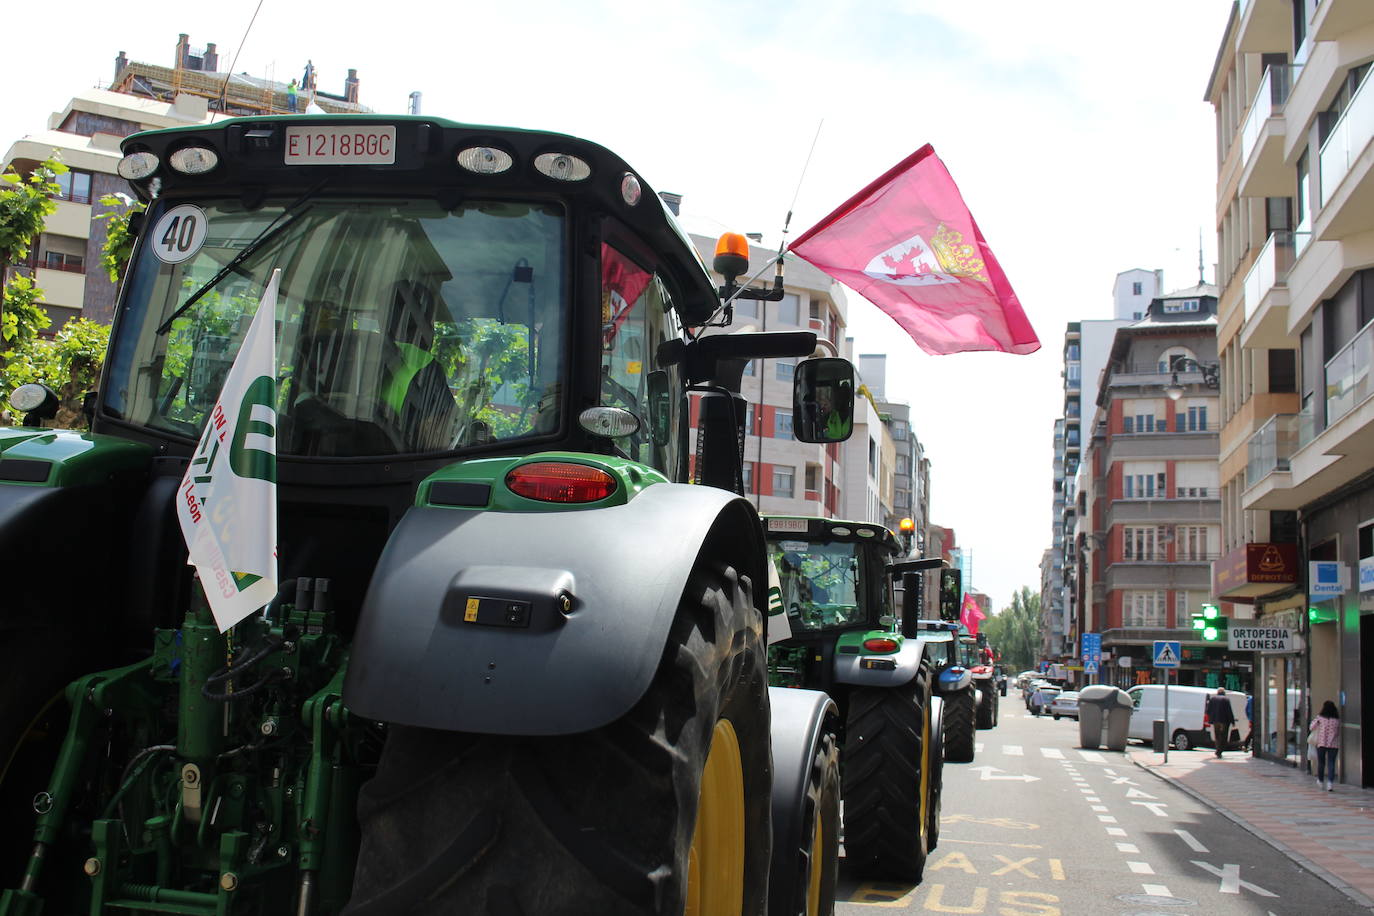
[[1129, 754, 1374, 910]]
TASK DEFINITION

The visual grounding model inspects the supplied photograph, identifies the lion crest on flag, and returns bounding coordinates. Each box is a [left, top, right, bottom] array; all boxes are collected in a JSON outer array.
[[863, 224, 989, 287]]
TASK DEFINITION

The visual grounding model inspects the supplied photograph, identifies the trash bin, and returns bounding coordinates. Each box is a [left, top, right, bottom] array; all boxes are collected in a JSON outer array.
[[1077, 685, 1134, 751]]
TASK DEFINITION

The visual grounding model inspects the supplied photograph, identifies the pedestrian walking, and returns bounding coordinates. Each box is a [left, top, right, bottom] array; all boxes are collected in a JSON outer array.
[[1206, 687, 1236, 757], [1310, 700, 1341, 791], [1030, 685, 1047, 717]]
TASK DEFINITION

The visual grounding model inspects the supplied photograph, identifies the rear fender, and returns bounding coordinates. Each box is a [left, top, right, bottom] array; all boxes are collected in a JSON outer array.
[[832, 637, 926, 688], [936, 666, 972, 693], [343, 482, 766, 735]]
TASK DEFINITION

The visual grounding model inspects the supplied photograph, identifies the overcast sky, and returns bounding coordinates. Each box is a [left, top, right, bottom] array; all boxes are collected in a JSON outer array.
[[2, 0, 1236, 613]]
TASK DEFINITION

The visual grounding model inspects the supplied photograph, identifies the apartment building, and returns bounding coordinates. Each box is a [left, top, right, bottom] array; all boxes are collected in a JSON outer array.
[[688, 232, 851, 517], [2, 35, 366, 327], [1077, 288, 1230, 689], [1207, 0, 1374, 779]]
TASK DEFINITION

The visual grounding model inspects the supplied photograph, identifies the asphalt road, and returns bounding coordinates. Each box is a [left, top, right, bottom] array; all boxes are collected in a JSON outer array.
[[832, 691, 1355, 915]]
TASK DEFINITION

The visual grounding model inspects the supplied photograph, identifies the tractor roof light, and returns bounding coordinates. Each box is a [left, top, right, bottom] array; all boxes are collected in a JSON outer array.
[[506, 461, 617, 504], [713, 232, 750, 284], [899, 517, 915, 532], [534, 152, 591, 182], [457, 146, 514, 174], [620, 172, 642, 206], [117, 151, 160, 180], [168, 146, 220, 175]]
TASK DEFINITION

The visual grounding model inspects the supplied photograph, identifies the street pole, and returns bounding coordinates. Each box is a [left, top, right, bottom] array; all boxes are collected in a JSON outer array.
[[1163, 667, 1170, 764]]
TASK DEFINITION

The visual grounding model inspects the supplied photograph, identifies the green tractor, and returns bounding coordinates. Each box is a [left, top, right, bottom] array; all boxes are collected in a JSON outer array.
[[0, 115, 857, 915], [764, 517, 949, 882]]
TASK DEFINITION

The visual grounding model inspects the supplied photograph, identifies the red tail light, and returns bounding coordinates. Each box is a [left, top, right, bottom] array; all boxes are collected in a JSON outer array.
[[506, 462, 617, 503], [863, 637, 899, 654]]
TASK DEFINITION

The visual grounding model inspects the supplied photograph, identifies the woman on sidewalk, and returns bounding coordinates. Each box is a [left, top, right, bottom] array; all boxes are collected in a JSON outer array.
[[1310, 701, 1340, 791]]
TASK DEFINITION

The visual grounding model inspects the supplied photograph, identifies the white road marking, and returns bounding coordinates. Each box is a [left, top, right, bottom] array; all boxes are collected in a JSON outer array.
[[1110, 775, 1139, 786], [1142, 883, 1172, 897], [1128, 861, 1155, 875], [1131, 801, 1170, 818], [1079, 750, 1106, 762], [1125, 787, 1158, 799], [1104, 767, 1117, 776], [1098, 815, 1118, 823], [975, 742, 984, 753], [1091, 805, 1109, 812], [1079, 789, 1094, 794], [1175, 829, 1208, 853], [968, 765, 1040, 783], [1192, 861, 1278, 897], [1040, 747, 1065, 759], [1115, 842, 1139, 853], [1106, 827, 1127, 837], [1086, 796, 1100, 802], [1003, 745, 1024, 756]]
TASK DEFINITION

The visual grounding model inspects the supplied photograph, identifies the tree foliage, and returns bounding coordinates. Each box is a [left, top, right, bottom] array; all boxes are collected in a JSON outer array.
[[981, 586, 1042, 672], [94, 192, 145, 284], [2, 317, 110, 426], [0, 157, 64, 356]]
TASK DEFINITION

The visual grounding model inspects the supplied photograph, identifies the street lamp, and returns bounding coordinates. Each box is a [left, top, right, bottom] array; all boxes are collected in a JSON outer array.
[[1164, 357, 1220, 401]]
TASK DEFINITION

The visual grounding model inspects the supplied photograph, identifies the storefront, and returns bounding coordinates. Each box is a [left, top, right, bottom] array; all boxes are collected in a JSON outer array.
[[1254, 601, 1305, 765]]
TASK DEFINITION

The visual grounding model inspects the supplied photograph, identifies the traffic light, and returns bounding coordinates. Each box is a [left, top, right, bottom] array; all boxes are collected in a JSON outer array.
[[1191, 603, 1228, 642]]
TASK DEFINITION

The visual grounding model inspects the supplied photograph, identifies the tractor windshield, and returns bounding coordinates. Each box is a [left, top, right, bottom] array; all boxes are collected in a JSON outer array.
[[771, 540, 864, 631], [103, 196, 567, 458]]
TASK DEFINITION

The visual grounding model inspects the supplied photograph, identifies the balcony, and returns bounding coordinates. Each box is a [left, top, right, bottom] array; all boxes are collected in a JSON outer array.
[[1245, 412, 1298, 488], [1240, 65, 1298, 198], [1312, 0, 1374, 42], [1317, 65, 1374, 239], [1241, 231, 1294, 349], [1236, 0, 1291, 53], [1326, 320, 1374, 426]]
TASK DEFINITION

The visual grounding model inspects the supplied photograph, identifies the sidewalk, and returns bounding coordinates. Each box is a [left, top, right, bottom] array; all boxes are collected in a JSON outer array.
[[1128, 745, 1374, 908]]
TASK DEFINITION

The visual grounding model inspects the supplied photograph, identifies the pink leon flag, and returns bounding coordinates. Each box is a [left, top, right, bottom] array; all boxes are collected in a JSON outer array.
[[960, 592, 986, 636], [789, 145, 1039, 355]]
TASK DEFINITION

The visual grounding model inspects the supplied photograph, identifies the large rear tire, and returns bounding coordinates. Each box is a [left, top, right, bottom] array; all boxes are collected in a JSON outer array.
[[975, 684, 996, 730], [841, 662, 935, 882], [943, 688, 976, 763], [793, 731, 839, 916], [344, 561, 771, 916]]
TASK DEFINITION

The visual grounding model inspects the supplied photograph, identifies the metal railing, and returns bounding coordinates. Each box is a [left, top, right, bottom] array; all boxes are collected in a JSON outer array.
[[1246, 413, 1299, 487], [1241, 64, 1299, 167], [1320, 64, 1374, 208], [1243, 230, 1295, 321], [1325, 320, 1374, 425]]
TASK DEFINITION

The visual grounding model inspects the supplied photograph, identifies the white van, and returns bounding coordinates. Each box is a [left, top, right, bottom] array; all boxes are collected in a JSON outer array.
[[1125, 685, 1250, 751]]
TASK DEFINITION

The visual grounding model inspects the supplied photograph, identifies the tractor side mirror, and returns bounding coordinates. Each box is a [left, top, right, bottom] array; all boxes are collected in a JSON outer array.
[[939, 568, 962, 622], [793, 357, 854, 443]]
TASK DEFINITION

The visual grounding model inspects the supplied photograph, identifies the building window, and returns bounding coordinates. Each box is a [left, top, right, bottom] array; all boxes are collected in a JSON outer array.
[[54, 170, 92, 204], [1132, 281, 1143, 295], [1124, 473, 1165, 499], [1183, 402, 1209, 432], [805, 463, 820, 492], [1124, 526, 1167, 561], [776, 293, 801, 326], [868, 438, 876, 475], [892, 420, 907, 438], [776, 410, 794, 440], [744, 403, 756, 435], [1123, 590, 1166, 627], [776, 358, 795, 382], [1066, 363, 1081, 383], [1163, 299, 1200, 313], [773, 466, 794, 499], [1133, 312, 1143, 320], [895, 455, 909, 474], [742, 359, 755, 377], [742, 461, 754, 494], [1178, 526, 1211, 560]]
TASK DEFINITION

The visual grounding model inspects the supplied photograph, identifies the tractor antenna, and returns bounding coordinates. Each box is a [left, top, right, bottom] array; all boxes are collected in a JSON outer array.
[[217, 0, 267, 114], [781, 119, 824, 256]]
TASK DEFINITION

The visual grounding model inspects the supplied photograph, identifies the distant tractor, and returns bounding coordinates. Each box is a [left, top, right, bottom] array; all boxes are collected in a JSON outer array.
[[764, 517, 946, 882], [959, 634, 1000, 730]]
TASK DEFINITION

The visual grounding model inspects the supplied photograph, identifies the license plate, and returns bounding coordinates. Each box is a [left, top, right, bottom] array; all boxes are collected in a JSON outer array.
[[767, 518, 809, 533], [284, 126, 396, 165]]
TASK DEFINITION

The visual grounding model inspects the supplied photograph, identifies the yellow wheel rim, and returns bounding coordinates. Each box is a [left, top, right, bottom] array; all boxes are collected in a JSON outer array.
[[806, 809, 824, 915], [685, 719, 745, 916], [917, 698, 930, 843]]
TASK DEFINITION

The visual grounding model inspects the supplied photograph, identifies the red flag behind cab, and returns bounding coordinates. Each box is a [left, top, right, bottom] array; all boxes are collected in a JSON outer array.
[[789, 145, 1039, 355], [960, 592, 986, 636]]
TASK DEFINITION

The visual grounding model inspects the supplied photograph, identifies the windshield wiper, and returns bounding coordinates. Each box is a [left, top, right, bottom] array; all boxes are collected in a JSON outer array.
[[156, 179, 329, 335]]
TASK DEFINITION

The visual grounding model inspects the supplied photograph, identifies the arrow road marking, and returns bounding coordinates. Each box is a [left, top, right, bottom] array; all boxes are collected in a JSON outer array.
[[968, 765, 1041, 783], [1175, 829, 1209, 853], [1125, 787, 1158, 799], [1131, 801, 1170, 817], [1192, 861, 1277, 897]]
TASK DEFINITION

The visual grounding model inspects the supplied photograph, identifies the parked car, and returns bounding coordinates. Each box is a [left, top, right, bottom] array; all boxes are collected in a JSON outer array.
[[1125, 685, 1250, 750], [1014, 671, 1040, 690], [1049, 691, 1080, 720]]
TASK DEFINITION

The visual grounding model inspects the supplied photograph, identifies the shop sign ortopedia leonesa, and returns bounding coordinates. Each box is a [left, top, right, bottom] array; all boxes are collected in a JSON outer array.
[[1228, 626, 1292, 652]]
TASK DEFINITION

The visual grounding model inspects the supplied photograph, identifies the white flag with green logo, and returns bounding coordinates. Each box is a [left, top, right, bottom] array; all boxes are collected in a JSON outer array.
[[766, 557, 792, 644], [176, 269, 280, 632]]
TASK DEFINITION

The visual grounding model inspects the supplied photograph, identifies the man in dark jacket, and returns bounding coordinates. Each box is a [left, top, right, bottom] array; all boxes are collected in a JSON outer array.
[[1207, 688, 1236, 757]]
